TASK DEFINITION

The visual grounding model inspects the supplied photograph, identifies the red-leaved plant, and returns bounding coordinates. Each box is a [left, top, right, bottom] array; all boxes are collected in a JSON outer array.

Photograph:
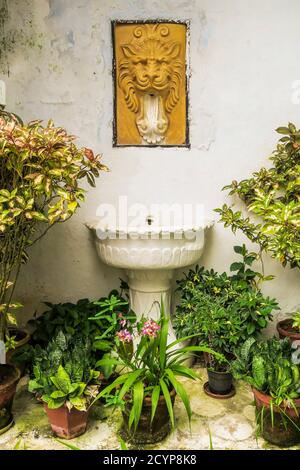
[[0, 114, 108, 345]]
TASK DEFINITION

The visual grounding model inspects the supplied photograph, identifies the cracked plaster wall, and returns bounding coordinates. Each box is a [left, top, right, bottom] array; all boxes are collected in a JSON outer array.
[[0, 0, 299, 326]]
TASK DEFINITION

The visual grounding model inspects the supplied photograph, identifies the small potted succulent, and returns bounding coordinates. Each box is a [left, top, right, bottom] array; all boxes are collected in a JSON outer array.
[[28, 331, 100, 439], [174, 245, 278, 398], [95, 303, 221, 445], [232, 337, 300, 447], [277, 311, 300, 347]]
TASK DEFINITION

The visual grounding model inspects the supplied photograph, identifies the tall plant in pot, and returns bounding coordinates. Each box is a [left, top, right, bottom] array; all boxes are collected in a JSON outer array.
[[216, 123, 300, 343], [0, 114, 107, 347], [28, 331, 101, 439], [174, 245, 278, 397], [0, 113, 107, 432], [232, 337, 300, 447], [94, 303, 222, 445]]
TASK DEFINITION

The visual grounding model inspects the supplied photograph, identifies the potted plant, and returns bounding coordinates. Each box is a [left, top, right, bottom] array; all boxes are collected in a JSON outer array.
[[216, 123, 300, 336], [0, 111, 107, 365], [28, 331, 100, 439], [0, 363, 20, 434], [232, 337, 300, 447], [175, 291, 241, 397], [16, 286, 135, 387], [174, 245, 278, 397], [277, 311, 300, 347], [0, 110, 106, 432], [94, 303, 221, 445]]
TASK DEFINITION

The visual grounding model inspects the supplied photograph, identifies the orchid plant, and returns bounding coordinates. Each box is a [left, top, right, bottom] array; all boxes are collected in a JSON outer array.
[[94, 303, 222, 432], [0, 112, 108, 346]]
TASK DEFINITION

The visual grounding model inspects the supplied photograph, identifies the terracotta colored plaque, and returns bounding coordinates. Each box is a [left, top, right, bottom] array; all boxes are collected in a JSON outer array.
[[113, 21, 188, 147]]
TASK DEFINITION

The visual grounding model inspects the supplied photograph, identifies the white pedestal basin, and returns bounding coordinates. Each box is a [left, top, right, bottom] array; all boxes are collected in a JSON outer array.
[[87, 216, 213, 342]]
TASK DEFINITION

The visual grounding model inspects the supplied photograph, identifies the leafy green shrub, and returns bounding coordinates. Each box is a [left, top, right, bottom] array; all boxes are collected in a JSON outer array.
[[28, 331, 100, 410], [29, 298, 102, 346], [174, 245, 278, 366], [29, 286, 133, 350], [232, 337, 300, 406], [216, 123, 300, 269]]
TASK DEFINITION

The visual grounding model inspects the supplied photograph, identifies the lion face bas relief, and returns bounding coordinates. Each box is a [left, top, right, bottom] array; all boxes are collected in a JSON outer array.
[[118, 24, 185, 145]]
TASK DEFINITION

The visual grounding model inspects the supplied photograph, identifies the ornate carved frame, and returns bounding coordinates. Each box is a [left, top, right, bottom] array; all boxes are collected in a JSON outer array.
[[112, 19, 190, 148]]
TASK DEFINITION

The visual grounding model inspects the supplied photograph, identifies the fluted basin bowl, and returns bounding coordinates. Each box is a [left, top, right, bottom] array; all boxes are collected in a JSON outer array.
[[86, 221, 212, 271], [87, 214, 213, 342]]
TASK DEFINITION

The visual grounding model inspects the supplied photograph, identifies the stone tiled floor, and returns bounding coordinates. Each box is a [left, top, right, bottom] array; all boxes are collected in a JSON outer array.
[[0, 366, 298, 450]]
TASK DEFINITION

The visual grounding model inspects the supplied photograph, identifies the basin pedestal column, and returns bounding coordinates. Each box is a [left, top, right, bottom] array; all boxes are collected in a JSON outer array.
[[126, 269, 176, 343]]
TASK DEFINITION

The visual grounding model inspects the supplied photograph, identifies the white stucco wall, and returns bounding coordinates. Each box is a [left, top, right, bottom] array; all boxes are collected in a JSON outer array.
[[1, 0, 299, 328]]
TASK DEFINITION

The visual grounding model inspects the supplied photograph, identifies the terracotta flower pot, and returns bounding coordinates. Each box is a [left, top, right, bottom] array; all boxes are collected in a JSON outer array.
[[277, 319, 300, 346], [44, 404, 89, 439], [253, 387, 300, 447], [0, 364, 21, 434], [120, 389, 176, 445]]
